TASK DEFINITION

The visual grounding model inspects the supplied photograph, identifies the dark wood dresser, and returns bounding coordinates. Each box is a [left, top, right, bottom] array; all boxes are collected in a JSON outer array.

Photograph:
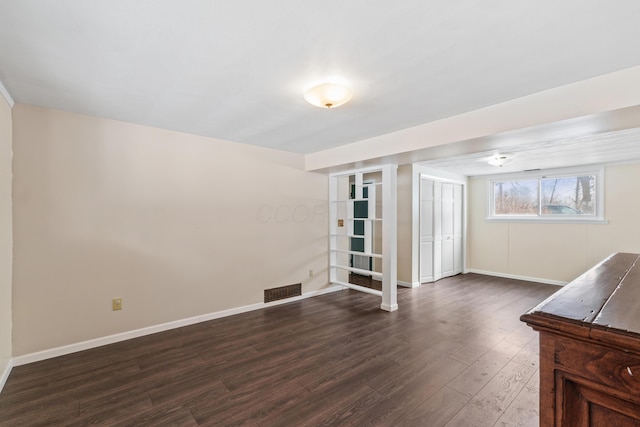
[[521, 252, 640, 426]]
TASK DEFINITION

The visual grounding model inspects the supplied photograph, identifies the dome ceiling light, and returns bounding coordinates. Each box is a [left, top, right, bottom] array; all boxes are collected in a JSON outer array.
[[488, 154, 515, 167], [304, 81, 353, 109]]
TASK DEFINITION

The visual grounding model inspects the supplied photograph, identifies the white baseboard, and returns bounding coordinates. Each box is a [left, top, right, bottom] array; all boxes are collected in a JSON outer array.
[[0, 359, 12, 394], [466, 269, 567, 287], [13, 285, 343, 367], [398, 281, 420, 288], [380, 303, 398, 312]]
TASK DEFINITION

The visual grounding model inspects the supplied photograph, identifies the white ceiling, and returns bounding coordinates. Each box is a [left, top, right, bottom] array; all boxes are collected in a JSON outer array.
[[1, 1, 640, 167], [418, 126, 640, 176]]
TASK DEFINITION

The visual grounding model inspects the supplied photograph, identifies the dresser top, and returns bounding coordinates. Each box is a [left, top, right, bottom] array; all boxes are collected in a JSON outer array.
[[521, 253, 640, 350]]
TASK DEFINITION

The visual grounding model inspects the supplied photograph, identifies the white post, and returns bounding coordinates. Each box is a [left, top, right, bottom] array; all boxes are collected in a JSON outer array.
[[381, 164, 398, 312], [329, 175, 338, 284]]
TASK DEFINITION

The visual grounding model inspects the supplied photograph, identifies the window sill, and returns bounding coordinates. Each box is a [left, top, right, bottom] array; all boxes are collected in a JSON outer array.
[[485, 217, 609, 225]]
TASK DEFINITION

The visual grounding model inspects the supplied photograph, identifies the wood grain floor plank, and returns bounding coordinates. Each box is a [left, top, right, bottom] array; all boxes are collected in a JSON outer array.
[[0, 399, 79, 427], [256, 383, 378, 427], [444, 360, 538, 427], [68, 391, 154, 426], [352, 356, 468, 426], [401, 386, 470, 427], [190, 378, 309, 426], [148, 375, 229, 407], [447, 338, 523, 398], [293, 386, 389, 427], [511, 335, 540, 369], [493, 371, 540, 427], [118, 405, 200, 427]]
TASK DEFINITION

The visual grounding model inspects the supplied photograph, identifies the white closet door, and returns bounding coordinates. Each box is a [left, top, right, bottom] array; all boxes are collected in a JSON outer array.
[[420, 177, 463, 283], [441, 183, 455, 277], [453, 184, 463, 274], [433, 181, 443, 282], [420, 179, 434, 282]]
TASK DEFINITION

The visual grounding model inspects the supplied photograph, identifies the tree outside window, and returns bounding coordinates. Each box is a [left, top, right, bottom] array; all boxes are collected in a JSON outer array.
[[493, 174, 597, 217], [541, 176, 595, 215]]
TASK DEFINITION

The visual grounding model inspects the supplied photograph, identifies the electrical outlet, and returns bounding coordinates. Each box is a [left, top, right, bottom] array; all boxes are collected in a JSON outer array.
[[338, 219, 344, 227], [309, 269, 314, 277], [112, 298, 122, 311]]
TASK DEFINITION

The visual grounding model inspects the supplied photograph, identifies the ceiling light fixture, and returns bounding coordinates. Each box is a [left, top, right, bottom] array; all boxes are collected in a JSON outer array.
[[488, 154, 514, 167], [304, 82, 353, 108]]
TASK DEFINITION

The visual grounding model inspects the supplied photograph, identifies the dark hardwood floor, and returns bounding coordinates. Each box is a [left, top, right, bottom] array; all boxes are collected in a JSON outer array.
[[0, 273, 556, 426], [349, 273, 382, 291]]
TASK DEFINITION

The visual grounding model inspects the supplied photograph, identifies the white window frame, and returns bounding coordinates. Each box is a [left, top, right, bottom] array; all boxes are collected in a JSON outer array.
[[486, 165, 607, 224]]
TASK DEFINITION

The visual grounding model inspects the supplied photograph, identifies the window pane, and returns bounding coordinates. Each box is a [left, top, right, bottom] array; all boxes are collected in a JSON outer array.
[[541, 176, 595, 215], [494, 180, 538, 215]]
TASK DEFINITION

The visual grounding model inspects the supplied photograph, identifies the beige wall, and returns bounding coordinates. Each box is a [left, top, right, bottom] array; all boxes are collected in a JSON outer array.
[[467, 163, 640, 283], [12, 105, 329, 356], [0, 95, 12, 375]]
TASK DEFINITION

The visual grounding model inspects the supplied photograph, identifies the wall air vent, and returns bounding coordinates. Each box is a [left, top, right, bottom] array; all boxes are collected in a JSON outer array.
[[264, 283, 302, 303]]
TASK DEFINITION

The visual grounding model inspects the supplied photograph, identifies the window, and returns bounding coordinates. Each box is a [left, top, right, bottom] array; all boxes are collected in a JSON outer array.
[[488, 167, 605, 223]]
